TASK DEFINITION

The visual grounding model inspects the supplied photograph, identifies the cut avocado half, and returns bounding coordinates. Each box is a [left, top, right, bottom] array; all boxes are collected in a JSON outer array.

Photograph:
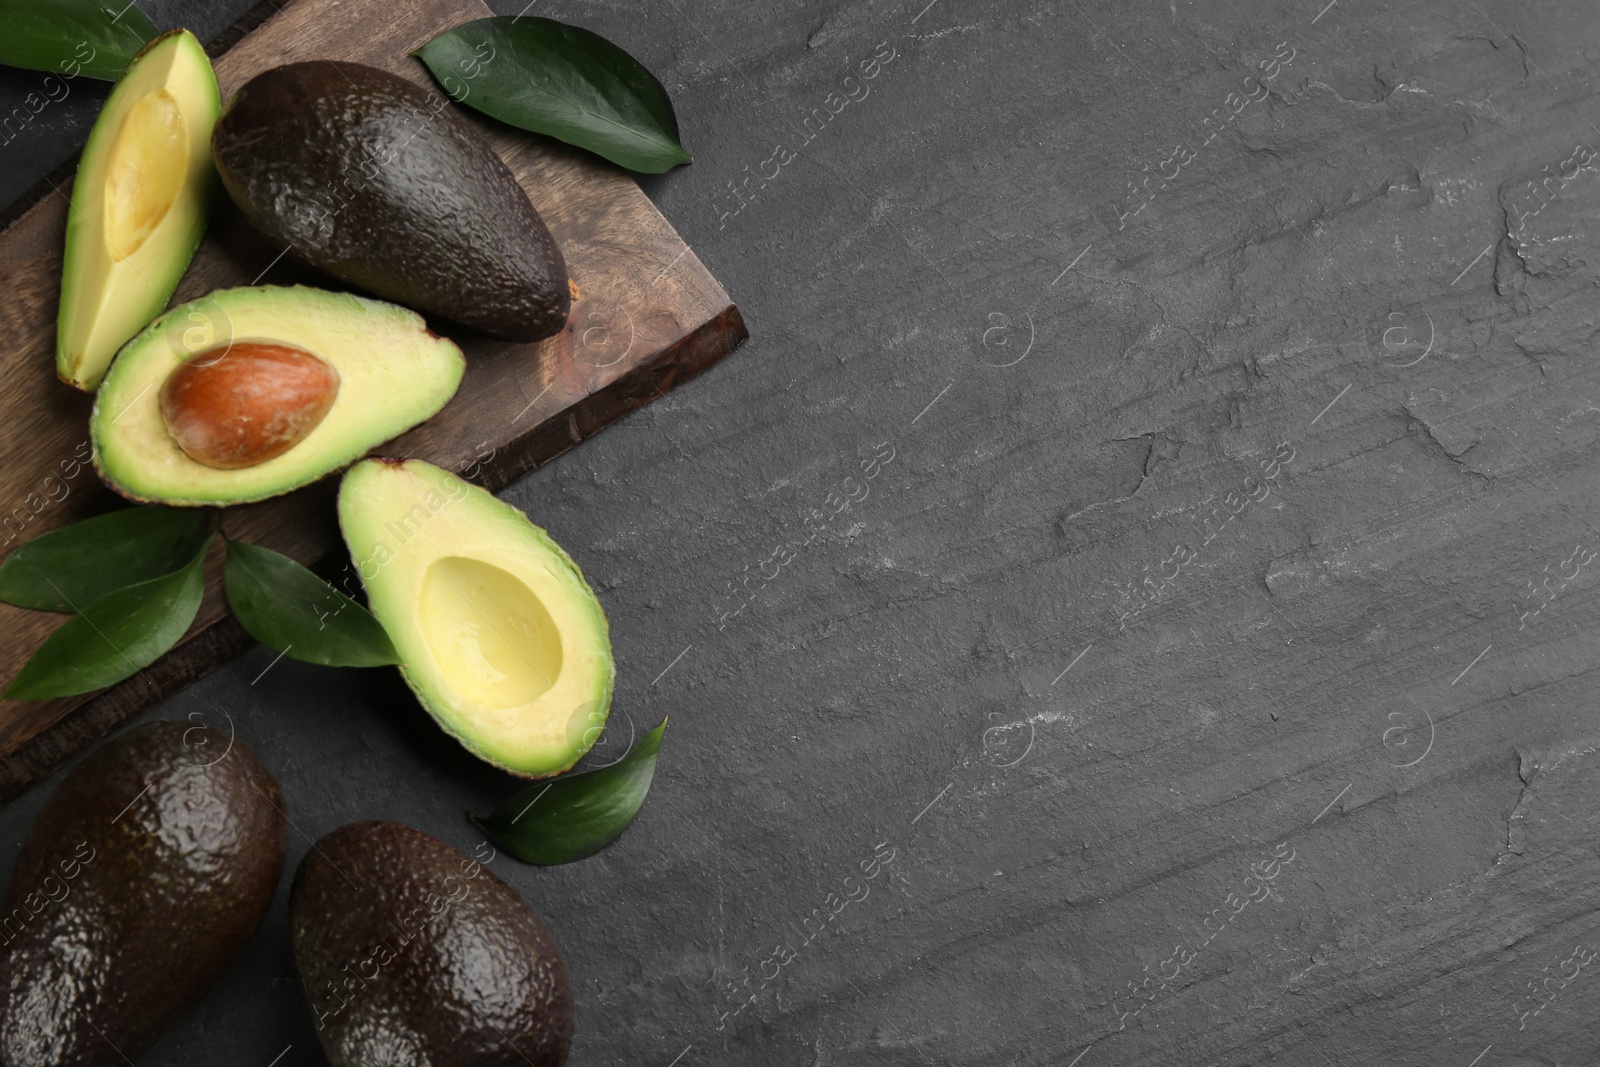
[[338, 460, 615, 777], [93, 286, 465, 506], [58, 29, 221, 393]]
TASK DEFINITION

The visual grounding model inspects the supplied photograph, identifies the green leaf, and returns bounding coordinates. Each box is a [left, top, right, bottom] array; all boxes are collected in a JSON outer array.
[[223, 540, 399, 668], [0, 0, 159, 81], [0, 506, 214, 612], [415, 17, 691, 174], [5, 537, 209, 700], [471, 718, 666, 864]]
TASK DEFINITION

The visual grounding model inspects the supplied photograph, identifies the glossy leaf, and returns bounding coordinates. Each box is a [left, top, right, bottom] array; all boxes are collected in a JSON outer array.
[[5, 537, 209, 700], [0, 0, 159, 81], [471, 718, 666, 864], [415, 17, 691, 173], [224, 540, 399, 668], [0, 505, 214, 612]]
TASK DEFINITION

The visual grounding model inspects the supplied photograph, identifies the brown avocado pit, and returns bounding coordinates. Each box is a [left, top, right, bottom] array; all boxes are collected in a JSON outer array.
[[159, 341, 340, 469]]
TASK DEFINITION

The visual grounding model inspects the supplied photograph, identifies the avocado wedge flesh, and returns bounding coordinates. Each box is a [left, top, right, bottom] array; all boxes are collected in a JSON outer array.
[[93, 285, 465, 506], [338, 459, 614, 777], [0, 721, 288, 1066], [58, 29, 220, 392], [212, 61, 571, 342]]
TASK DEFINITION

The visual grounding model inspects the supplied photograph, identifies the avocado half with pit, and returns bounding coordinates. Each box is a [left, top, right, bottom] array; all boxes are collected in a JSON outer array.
[[92, 285, 465, 506], [338, 460, 615, 777], [58, 30, 220, 392]]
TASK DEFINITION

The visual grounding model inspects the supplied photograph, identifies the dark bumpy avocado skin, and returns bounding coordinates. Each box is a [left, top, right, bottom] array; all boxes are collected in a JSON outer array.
[[291, 821, 573, 1067], [211, 61, 570, 343], [0, 721, 288, 1067]]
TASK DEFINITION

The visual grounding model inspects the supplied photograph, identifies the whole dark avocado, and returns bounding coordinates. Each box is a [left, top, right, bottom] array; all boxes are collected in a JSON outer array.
[[211, 61, 570, 342], [291, 821, 572, 1067], [0, 720, 288, 1067]]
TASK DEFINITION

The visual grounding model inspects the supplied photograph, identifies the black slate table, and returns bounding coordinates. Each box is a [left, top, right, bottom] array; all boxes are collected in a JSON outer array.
[[4, 0, 1599, 1064]]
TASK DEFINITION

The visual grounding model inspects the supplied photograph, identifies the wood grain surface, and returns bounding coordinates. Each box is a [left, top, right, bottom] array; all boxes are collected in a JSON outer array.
[[0, 0, 746, 798]]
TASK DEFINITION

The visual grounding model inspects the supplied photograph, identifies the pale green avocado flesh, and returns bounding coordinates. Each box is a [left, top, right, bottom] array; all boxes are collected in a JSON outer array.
[[92, 286, 465, 506], [338, 460, 615, 777], [58, 29, 220, 393]]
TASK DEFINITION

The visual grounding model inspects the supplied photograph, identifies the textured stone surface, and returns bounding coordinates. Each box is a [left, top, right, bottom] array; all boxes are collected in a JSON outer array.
[[4, 0, 1600, 1064]]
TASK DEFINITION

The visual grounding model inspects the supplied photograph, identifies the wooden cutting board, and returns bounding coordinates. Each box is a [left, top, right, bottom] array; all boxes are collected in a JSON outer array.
[[0, 0, 746, 799]]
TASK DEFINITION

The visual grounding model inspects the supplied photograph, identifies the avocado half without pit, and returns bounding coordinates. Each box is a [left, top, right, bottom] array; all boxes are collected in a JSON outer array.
[[58, 30, 220, 392], [212, 61, 571, 343], [338, 460, 615, 777], [91, 285, 465, 506]]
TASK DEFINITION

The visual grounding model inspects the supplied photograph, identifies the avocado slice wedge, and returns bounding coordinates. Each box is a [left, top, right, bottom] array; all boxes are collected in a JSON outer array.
[[92, 285, 465, 506], [58, 29, 220, 392], [338, 459, 615, 777]]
